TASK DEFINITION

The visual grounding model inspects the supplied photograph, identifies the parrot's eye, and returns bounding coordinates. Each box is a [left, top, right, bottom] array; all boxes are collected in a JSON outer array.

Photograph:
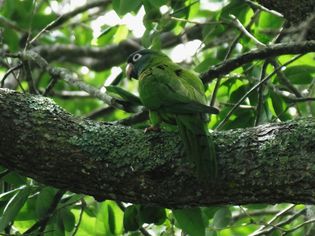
[[132, 53, 142, 62]]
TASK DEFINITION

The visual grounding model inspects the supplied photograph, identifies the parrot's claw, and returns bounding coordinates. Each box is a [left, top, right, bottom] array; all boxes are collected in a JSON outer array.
[[144, 126, 161, 133]]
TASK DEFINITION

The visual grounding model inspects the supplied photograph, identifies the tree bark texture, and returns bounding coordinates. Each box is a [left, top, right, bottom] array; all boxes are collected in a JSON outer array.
[[258, 0, 315, 39], [0, 88, 315, 208]]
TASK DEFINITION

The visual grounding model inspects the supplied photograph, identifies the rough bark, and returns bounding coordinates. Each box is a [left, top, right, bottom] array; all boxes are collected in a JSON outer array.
[[0, 88, 315, 208], [258, 0, 315, 39]]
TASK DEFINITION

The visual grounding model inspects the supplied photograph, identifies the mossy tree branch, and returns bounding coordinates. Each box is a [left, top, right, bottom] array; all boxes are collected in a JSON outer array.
[[0, 88, 315, 208]]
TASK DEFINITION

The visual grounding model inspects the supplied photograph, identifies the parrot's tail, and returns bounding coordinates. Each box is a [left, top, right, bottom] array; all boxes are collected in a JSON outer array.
[[176, 115, 217, 183]]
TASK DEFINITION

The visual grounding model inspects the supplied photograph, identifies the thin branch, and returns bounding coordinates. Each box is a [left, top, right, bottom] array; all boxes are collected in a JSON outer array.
[[0, 16, 27, 33], [216, 54, 304, 130], [283, 218, 315, 235], [23, 190, 65, 235], [114, 110, 149, 126], [43, 0, 110, 31], [269, 59, 302, 97], [232, 209, 294, 223], [251, 208, 306, 236], [254, 61, 269, 126], [210, 10, 260, 107], [229, 14, 266, 48], [43, 75, 60, 96], [22, 61, 38, 94], [200, 40, 315, 83], [1, 64, 23, 88], [84, 106, 115, 119], [250, 204, 296, 236], [224, 10, 261, 60], [271, 86, 315, 103], [8, 51, 131, 111], [244, 0, 283, 18], [71, 200, 85, 236]]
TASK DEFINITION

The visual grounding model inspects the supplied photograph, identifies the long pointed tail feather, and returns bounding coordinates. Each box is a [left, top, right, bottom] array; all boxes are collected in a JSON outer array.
[[176, 115, 217, 182]]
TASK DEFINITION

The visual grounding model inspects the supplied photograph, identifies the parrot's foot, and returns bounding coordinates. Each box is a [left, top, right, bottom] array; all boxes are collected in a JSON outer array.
[[144, 126, 161, 133]]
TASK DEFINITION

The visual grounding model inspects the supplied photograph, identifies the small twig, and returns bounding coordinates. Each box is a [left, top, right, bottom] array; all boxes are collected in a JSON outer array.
[[244, 0, 283, 18], [0, 169, 10, 179], [0, 16, 27, 33], [220, 102, 255, 109], [200, 40, 315, 83], [250, 204, 296, 236], [29, 15, 63, 45], [1, 64, 23, 88], [251, 208, 306, 236], [24, 0, 38, 51], [43, 75, 60, 96], [229, 14, 266, 48], [114, 110, 149, 126], [170, 17, 225, 26], [171, 0, 199, 16], [269, 59, 302, 97], [271, 86, 315, 102], [283, 218, 315, 235], [23, 190, 65, 235], [216, 54, 304, 130], [224, 10, 261, 60], [210, 10, 260, 107], [232, 209, 294, 223], [254, 61, 269, 126], [71, 199, 85, 236], [22, 61, 38, 94], [84, 106, 115, 119]]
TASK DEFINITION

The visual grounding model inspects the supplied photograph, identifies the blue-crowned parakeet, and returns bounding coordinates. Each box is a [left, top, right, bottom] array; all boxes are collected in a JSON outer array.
[[126, 49, 219, 182]]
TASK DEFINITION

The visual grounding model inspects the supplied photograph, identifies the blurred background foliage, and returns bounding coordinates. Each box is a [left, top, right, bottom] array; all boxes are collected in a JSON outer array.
[[0, 0, 314, 235]]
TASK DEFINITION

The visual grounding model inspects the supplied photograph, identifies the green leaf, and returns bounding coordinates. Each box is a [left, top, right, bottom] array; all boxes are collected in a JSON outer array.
[[35, 187, 57, 218], [32, 14, 57, 30], [74, 27, 93, 45], [0, 0, 15, 17], [112, 0, 142, 15], [95, 200, 124, 235], [268, 91, 291, 121], [282, 65, 315, 84], [212, 207, 231, 229], [107, 201, 124, 235], [123, 205, 141, 232], [113, 24, 129, 43], [0, 186, 31, 231], [0, 186, 27, 201], [202, 207, 221, 220], [220, 0, 249, 23], [60, 209, 76, 232], [139, 205, 166, 225], [194, 56, 220, 73], [3, 171, 27, 186], [2, 28, 19, 52], [173, 208, 205, 236], [97, 25, 119, 45]]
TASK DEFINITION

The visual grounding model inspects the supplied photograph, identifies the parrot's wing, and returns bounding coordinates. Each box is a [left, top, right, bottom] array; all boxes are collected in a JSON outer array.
[[162, 102, 219, 114], [141, 64, 217, 114]]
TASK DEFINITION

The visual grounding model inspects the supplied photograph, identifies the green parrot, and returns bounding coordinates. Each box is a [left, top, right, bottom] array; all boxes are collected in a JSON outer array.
[[126, 49, 219, 182]]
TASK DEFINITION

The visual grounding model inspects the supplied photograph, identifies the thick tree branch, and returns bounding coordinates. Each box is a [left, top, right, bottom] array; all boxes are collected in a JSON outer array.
[[200, 40, 315, 83], [33, 25, 204, 71], [257, 0, 315, 39], [0, 89, 315, 207]]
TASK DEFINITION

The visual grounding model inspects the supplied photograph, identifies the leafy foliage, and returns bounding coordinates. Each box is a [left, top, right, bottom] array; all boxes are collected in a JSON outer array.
[[0, 0, 314, 235]]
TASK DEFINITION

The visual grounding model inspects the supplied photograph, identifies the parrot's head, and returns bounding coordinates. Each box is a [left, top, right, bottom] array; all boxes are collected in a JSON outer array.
[[126, 49, 169, 79]]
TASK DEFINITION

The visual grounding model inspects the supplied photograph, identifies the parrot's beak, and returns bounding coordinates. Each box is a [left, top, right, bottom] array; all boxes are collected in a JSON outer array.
[[126, 63, 134, 80]]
